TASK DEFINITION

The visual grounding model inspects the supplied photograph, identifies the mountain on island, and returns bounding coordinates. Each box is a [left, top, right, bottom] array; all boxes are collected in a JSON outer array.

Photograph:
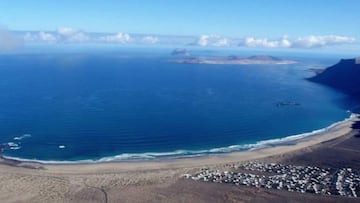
[[174, 55, 296, 65], [308, 58, 360, 97], [171, 48, 190, 56], [246, 55, 282, 61]]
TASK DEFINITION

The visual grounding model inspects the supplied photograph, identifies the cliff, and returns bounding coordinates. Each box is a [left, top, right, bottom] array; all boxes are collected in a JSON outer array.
[[308, 58, 360, 97]]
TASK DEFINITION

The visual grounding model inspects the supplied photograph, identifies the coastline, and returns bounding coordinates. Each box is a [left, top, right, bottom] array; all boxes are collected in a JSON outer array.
[[170, 55, 298, 65], [173, 59, 297, 65], [0, 113, 356, 165], [0, 114, 358, 202], [47, 113, 360, 174], [1, 113, 358, 174]]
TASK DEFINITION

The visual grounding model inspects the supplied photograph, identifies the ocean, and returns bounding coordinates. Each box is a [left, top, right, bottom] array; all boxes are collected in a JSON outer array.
[[0, 48, 353, 162]]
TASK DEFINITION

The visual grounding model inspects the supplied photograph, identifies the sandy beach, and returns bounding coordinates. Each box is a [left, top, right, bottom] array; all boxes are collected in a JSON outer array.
[[0, 114, 359, 203]]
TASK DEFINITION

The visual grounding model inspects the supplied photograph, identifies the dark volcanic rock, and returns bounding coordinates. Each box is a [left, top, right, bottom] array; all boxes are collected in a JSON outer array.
[[308, 58, 360, 97], [352, 120, 360, 130]]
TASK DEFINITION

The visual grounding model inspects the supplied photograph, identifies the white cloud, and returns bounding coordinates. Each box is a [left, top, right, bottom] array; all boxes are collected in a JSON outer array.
[[281, 36, 292, 48], [23, 32, 35, 41], [0, 27, 22, 51], [213, 38, 229, 47], [19, 28, 355, 49], [65, 32, 90, 43], [99, 33, 131, 43], [24, 32, 57, 43], [23, 27, 89, 43], [141, 36, 159, 44], [292, 35, 355, 48], [197, 35, 210, 46], [239, 35, 355, 48], [57, 27, 78, 37], [38, 32, 57, 42], [241, 36, 291, 48], [56, 27, 90, 43], [196, 34, 229, 47], [23, 30, 131, 44]]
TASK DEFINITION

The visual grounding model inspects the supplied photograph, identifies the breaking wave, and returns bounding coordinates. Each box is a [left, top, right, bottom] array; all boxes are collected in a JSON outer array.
[[13, 134, 31, 141], [2, 114, 356, 164]]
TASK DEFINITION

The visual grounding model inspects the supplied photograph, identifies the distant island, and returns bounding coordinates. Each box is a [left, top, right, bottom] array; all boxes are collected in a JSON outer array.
[[308, 58, 360, 97], [173, 55, 297, 65], [171, 48, 190, 56]]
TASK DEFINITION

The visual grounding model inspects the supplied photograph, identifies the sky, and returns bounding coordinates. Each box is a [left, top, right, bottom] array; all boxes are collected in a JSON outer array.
[[0, 0, 359, 52]]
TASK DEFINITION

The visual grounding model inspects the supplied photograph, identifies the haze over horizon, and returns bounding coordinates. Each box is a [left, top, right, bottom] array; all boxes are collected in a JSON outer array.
[[0, 0, 359, 54]]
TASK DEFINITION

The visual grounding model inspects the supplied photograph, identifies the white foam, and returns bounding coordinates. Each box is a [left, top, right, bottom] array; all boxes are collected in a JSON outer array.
[[2, 114, 356, 164], [7, 142, 19, 147], [1, 156, 95, 164], [248, 113, 357, 151], [58, 145, 66, 149], [13, 134, 31, 141]]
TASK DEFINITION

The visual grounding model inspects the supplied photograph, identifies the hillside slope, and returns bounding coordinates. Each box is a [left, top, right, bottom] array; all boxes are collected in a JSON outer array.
[[308, 58, 360, 96]]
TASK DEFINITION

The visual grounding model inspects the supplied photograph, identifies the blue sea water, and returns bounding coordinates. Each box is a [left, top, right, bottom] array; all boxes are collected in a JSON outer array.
[[0, 48, 353, 162]]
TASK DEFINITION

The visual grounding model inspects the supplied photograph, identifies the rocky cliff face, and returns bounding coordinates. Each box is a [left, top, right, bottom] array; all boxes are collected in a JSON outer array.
[[308, 58, 360, 97]]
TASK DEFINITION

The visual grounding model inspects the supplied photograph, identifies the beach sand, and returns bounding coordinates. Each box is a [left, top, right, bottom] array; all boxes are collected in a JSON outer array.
[[0, 114, 359, 203]]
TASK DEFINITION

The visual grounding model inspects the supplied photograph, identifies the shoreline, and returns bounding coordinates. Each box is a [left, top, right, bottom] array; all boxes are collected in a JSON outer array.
[[1, 113, 358, 174], [172, 59, 297, 65], [170, 55, 298, 65], [0, 113, 356, 165], [0, 114, 359, 202]]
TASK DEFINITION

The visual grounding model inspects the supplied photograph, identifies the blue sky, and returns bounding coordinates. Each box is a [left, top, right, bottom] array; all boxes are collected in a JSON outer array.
[[0, 0, 359, 52], [1, 0, 359, 37]]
